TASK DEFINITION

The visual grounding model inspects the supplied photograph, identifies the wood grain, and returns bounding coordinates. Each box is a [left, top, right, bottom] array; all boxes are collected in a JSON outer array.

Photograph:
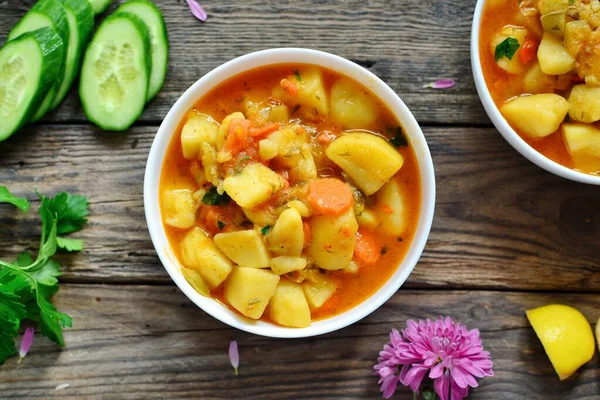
[[1, 124, 598, 290], [0, 0, 485, 125], [0, 285, 598, 399]]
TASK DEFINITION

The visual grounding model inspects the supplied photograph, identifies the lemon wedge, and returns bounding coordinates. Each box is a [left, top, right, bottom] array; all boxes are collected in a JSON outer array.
[[596, 317, 600, 353], [526, 304, 595, 380]]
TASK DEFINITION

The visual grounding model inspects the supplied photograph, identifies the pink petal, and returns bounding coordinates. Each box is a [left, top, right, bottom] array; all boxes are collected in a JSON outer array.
[[434, 372, 451, 400], [423, 79, 455, 89], [229, 340, 239, 375], [18, 327, 34, 363], [186, 0, 207, 22]]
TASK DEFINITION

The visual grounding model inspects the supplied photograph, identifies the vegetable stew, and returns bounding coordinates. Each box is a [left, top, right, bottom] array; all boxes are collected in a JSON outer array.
[[159, 64, 420, 327], [480, 0, 600, 175]]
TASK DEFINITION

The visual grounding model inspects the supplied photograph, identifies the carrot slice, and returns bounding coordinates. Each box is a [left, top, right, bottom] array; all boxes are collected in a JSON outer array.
[[280, 78, 299, 96], [249, 122, 280, 138], [224, 118, 251, 155], [519, 39, 538, 64], [353, 228, 381, 265], [307, 178, 354, 216], [302, 222, 311, 248]]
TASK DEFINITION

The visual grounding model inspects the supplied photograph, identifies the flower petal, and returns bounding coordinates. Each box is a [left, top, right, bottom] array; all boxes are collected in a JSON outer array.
[[379, 374, 400, 399], [186, 0, 208, 22], [423, 79, 456, 89], [229, 340, 239, 375], [18, 327, 34, 363], [434, 372, 451, 400]]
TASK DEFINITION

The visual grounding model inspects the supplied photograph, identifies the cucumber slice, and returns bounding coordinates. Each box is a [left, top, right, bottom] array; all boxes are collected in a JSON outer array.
[[50, 0, 94, 109], [8, 0, 70, 122], [79, 12, 151, 131], [0, 28, 64, 141], [89, 0, 112, 16], [115, 0, 169, 101]]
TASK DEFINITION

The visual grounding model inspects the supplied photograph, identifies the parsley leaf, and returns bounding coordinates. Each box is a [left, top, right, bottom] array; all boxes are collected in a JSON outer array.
[[56, 237, 84, 252], [0, 186, 30, 212], [0, 272, 28, 363], [0, 189, 88, 364], [217, 220, 226, 230], [202, 187, 230, 206], [261, 225, 272, 235], [293, 69, 302, 82], [388, 127, 408, 147], [39, 192, 89, 235], [494, 37, 520, 62]]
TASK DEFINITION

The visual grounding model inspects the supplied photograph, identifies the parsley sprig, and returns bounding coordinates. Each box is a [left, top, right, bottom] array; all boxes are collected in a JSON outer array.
[[0, 187, 89, 365]]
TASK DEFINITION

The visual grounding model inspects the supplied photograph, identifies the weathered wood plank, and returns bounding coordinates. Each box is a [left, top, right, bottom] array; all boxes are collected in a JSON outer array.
[[0, 125, 598, 290], [0, 0, 485, 125], [0, 285, 598, 399]]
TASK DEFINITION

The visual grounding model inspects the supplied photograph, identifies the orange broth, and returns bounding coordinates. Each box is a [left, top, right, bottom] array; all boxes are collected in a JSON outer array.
[[160, 64, 421, 323]]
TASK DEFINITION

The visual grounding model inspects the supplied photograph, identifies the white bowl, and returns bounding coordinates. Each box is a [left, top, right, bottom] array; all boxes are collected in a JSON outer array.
[[144, 48, 436, 338], [471, 0, 600, 185]]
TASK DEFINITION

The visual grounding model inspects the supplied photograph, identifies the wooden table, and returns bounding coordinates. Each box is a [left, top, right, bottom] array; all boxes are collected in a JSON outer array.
[[1, 1, 599, 398]]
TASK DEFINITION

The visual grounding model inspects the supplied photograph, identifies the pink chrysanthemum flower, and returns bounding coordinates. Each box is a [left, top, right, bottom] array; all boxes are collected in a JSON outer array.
[[374, 317, 493, 400]]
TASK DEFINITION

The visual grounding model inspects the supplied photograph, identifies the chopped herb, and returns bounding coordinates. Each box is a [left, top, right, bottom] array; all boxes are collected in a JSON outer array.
[[494, 37, 520, 62], [388, 127, 408, 147], [239, 155, 252, 163], [380, 245, 388, 256], [248, 298, 260, 305], [569, 0, 574, 5], [261, 225, 272, 235], [292, 104, 301, 115], [202, 187, 230, 206], [217, 221, 226, 230], [293, 69, 302, 82], [397, 237, 403, 242]]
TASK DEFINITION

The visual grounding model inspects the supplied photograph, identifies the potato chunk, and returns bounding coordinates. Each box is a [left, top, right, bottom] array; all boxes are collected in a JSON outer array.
[[562, 123, 600, 157], [524, 63, 554, 94], [491, 25, 528, 74], [181, 267, 209, 296], [538, 33, 575, 75], [266, 280, 311, 328], [564, 20, 592, 57], [223, 163, 286, 208], [326, 133, 404, 195], [270, 256, 307, 275], [538, 0, 569, 15], [356, 208, 380, 230], [272, 67, 328, 118], [224, 267, 280, 319], [216, 112, 245, 151], [162, 189, 197, 229], [500, 94, 570, 138], [307, 207, 358, 270], [330, 78, 378, 129], [181, 228, 233, 288], [302, 275, 337, 309], [267, 208, 304, 256], [214, 230, 271, 268], [269, 105, 289, 122], [376, 179, 407, 237], [181, 111, 219, 159], [266, 126, 317, 182], [541, 11, 566, 36], [567, 85, 600, 123]]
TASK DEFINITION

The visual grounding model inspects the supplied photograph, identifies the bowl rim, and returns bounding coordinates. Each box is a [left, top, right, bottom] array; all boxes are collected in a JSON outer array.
[[143, 47, 436, 338], [470, 0, 600, 185]]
